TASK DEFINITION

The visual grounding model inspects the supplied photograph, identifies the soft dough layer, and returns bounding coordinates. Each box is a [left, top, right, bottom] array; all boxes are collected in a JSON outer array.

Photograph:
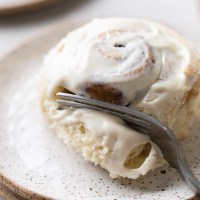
[[39, 18, 200, 179]]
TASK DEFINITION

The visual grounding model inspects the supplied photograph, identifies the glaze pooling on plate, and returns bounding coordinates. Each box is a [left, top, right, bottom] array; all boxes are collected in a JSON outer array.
[[0, 21, 199, 199]]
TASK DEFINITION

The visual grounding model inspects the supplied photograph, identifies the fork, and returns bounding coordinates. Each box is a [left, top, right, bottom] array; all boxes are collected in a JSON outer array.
[[56, 92, 200, 195]]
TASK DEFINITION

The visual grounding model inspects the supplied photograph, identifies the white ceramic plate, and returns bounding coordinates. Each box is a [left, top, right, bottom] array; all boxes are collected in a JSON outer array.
[[0, 21, 199, 200], [0, 0, 63, 15]]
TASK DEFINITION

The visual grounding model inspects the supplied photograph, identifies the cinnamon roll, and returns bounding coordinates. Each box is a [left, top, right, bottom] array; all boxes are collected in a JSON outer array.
[[38, 18, 200, 179]]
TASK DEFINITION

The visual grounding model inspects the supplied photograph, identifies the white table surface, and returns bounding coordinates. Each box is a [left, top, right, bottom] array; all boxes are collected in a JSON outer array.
[[0, 0, 200, 55], [0, 0, 200, 199]]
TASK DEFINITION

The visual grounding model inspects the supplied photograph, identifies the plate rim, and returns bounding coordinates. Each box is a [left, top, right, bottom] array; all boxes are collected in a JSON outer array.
[[0, 0, 64, 16], [0, 181, 20, 200], [0, 171, 53, 199]]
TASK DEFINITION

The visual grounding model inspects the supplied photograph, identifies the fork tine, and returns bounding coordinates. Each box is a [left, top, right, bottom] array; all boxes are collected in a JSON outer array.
[[57, 99, 149, 132], [57, 93, 150, 126]]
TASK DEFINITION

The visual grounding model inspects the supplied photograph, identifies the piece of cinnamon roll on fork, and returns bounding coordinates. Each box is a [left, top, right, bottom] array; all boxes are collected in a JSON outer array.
[[38, 18, 200, 179]]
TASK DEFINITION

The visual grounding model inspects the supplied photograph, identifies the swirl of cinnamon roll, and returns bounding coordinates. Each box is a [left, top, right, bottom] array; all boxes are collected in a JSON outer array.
[[51, 26, 162, 105], [83, 30, 161, 105], [39, 18, 200, 179]]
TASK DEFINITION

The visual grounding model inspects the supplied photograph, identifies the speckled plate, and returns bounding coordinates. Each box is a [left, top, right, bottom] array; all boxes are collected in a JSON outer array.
[[0, 0, 63, 15], [0, 21, 199, 200]]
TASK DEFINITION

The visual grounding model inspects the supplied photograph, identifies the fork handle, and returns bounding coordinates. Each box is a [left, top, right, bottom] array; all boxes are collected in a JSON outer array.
[[172, 149, 200, 195]]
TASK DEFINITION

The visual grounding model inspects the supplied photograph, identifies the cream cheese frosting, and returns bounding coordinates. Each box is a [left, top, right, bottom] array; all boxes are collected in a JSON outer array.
[[39, 17, 200, 179]]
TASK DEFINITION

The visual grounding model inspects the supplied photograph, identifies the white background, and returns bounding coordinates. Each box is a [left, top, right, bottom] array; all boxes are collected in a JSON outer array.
[[0, 0, 200, 199], [0, 0, 200, 55]]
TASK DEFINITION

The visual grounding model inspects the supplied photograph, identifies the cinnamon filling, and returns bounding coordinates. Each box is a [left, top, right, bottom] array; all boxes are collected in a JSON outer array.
[[85, 83, 123, 104], [114, 43, 125, 48]]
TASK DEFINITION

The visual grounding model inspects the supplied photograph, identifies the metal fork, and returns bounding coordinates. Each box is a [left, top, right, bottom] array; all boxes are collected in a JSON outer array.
[[56, 92, 200, 195]]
